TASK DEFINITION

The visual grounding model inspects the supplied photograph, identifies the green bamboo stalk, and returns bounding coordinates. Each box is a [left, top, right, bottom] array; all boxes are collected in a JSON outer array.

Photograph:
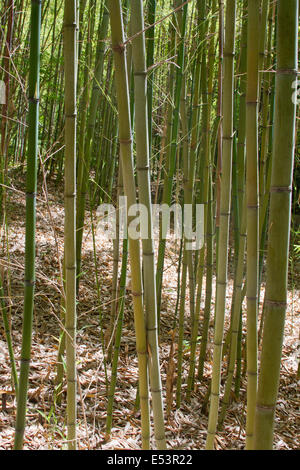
[[257, 3, 276, 323], [77, 0, 87, 72], [258, 0, 269, 94], [76, 0, 95, 212], [253, 0, 298, 449], [106, 169, 121, 362], [0, 277, 18, 393], [156, 0, 188, 326], [214, 0, 224, 234], [187, 0, 217, 393], [205, 0, 236, 450], [14, 0, 41, 450], [258, 2, 273, 205], [0, 0, 14, 223], [63, 0, 77, 450], [146, 0, 156, 156], [76, 1, 109, 286], [258, 79, 275, 342], [218, 192, 247, 428], [217, 2, 248, 422], [108, 0, 150, 449], [175, 235, 188, 408], [234, 305, 243, 398], [106, 234, 128, 437], [236, 0, 247, 232], [154, 3, 177, 315], [232, 3, 248, 399], [54, 259, 66, 406], [245, 0, 260, 450], [196, 168, 213, 383], [131, 0, 166, 449], [175, 30, 192, 409], [89, 188, 108, 391]]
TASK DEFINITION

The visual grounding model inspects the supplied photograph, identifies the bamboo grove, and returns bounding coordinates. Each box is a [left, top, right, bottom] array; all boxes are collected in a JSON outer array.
[[0, 0, 299, 451]]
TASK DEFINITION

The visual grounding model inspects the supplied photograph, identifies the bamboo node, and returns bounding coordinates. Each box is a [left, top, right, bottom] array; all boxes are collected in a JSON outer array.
[[28, 97, 39, 104], [265, 299, 287, 308], [143, 251, 154, 256], [256, 403, 275, 411], [131, 290, 143, 297], [134, 71, 148, 77], [220, 211, 230, 216], [247, 371, 257, 377], [64, 23, 77, 29], [119, 137, 132, 144], [136, 349, 148, 356], [277, 68, 298, 76], [151, 387, 163, 393], [136, 165, 150, 171], [26, 192, 36, 198], [111, 43, 125, 54], [20, 358, 30, 364], [270, 186, 292, 193], [66, 113, 77, 118]]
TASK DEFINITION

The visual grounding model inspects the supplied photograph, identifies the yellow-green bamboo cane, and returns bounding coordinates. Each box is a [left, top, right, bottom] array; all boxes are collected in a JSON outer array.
[[253, 0, 298, 449], [13, 0, 41, 450], [189, 0, 217, 390], [205, 0, 236, 450], [64, 0, 77, 450], [245, 0, 260, 450], [130, 0, 166, 449], [218, 194, 247, 427], [108, 0, 150, 449]]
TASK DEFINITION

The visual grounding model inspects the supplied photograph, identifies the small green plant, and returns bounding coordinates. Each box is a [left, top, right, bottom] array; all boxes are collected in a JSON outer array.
[[37, 406, 67, 449]]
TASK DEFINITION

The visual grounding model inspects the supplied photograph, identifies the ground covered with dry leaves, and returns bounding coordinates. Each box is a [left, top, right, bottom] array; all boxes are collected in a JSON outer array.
[[0, 173, 299, 450]]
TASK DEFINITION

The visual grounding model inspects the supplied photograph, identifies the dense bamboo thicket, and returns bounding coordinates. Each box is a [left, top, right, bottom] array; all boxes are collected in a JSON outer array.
[[0, 0, 299, 451]]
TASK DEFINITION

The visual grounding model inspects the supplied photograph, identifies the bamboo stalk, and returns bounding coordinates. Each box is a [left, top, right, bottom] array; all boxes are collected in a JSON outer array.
[[156, 0, 188, 327], [253, 0, 298, 449], [245, 0, 260, 449], [131, 0, 166, 449], [205, 0, 236, 450], [76, 1, 109, 286], [108, 0, 150, 449], [63, 0, 77, 450], [14, 0, 41, 450]]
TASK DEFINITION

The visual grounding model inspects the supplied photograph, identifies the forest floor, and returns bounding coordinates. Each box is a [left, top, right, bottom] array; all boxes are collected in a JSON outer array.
[[0, 173, 299, 450]]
